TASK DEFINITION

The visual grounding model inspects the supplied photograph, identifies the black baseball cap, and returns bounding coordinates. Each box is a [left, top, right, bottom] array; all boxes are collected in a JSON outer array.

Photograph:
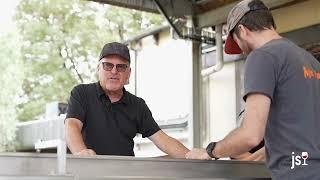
[[99, 42, 130, 63]]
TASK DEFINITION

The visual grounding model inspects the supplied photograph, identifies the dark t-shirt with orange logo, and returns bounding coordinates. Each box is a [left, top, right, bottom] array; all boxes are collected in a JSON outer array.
[[243, 38, 320, 180]]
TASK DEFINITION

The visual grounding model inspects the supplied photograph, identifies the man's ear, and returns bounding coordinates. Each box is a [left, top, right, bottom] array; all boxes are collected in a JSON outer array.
[[126, 67, 131, 85], [97, 62, 101, 72], [95, 63, 100, 80], [238, 24, 250, 37]]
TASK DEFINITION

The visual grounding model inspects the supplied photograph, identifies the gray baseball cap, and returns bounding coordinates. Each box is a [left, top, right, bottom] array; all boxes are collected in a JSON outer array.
[[225, 0, 269, 54], [99, 42, 130, 62]]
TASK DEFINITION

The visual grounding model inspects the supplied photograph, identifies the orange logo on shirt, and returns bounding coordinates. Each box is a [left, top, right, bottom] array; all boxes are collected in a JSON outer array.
[[303, 66, 320, 80]]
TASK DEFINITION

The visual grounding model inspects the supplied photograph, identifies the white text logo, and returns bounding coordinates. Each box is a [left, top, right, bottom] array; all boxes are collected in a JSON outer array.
[[291, 152, 308, 169]]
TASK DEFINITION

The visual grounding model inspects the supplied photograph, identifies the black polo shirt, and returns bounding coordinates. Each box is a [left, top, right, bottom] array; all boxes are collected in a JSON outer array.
[[66, 82, 160, 156]]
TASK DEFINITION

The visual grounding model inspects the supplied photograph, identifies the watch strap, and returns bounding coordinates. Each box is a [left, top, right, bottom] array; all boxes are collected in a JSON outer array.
[[206, 142, 219, 160]]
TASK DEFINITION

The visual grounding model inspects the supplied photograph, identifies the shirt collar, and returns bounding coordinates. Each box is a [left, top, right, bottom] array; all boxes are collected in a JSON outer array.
[[95, 82, 129, 105]]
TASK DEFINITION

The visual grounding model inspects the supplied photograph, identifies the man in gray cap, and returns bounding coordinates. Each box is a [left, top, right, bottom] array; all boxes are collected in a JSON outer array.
[[186, 0, 320, 179], [65, 42, 189, 158]]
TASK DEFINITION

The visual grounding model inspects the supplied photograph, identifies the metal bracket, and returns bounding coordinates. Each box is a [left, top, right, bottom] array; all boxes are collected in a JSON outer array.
[[153, 0, 216, 45]]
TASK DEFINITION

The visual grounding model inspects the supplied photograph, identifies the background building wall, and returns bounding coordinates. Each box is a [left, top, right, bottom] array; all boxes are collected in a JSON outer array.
[[126, 30, 193, 156]]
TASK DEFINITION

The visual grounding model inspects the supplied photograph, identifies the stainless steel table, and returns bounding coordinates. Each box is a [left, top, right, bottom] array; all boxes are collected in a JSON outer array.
[[0, 153, 270, 179]]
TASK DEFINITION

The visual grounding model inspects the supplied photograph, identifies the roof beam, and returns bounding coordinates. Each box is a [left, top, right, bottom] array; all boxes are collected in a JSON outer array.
[[90, 0, 159, 13], [90, 0, 193, 16]]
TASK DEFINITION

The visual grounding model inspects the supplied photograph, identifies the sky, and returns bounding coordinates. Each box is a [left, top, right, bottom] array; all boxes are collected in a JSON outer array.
[[0, 0, 21, 34]]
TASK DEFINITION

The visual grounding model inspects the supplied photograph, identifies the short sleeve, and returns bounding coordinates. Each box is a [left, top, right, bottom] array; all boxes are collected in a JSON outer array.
[[137, 99, 160, 138], [243, 50, 277, 102], [66, 85, 86, 124]]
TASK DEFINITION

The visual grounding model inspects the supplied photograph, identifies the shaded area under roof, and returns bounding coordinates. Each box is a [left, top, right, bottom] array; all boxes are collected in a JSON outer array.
[[89, 0, 239, 16], [90, 0, 159, 14], [89, 0, 304, 28]]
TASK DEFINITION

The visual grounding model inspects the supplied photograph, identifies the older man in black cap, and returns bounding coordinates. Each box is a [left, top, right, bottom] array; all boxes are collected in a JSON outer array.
[[65, 42, 190, 158]]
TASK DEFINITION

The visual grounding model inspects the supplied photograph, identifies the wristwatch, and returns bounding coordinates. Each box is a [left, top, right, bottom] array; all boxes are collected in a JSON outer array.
[[206, 142, 219, 160]]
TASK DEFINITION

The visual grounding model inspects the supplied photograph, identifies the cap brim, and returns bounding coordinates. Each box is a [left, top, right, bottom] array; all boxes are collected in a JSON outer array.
[[224, 33, 242, 54], [100, 53, 130, 62]]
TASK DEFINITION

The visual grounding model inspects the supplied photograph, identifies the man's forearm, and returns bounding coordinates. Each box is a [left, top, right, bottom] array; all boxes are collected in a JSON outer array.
[[213, 126, 260, 158], [213, 94, 270, 158], [165, 136, 190, 158], [65, 121, 87, 154], [149, 130, 190, 158], [186, 95, 269, 160]]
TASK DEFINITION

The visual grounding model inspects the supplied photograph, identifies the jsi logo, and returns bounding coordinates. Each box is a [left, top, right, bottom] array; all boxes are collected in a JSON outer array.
[[291, 152, 308, 169]]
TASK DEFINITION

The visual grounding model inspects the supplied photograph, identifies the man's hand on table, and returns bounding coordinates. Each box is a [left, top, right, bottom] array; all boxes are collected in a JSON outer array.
[[185, 148, 211, 160], [75, 149, 96, 156]]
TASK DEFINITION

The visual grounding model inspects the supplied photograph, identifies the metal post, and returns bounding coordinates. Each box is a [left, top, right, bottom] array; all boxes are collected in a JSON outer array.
[[35, 139, 66, 175], [191, 41, 202, 148]]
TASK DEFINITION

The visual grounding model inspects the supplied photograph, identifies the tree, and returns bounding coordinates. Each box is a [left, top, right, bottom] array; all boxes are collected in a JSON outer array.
[[0, 32, 23, 151], [14, 0, 164, 121]]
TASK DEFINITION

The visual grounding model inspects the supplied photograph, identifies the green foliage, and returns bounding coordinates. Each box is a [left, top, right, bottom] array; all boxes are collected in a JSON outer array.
[[0, 32, 23, 151], [14, 0, 164, 121]]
